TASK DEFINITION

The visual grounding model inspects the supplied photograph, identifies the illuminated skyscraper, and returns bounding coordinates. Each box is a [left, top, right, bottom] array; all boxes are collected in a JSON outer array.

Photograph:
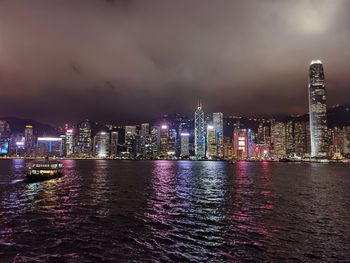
[[294, 122, 307, 157], [78, 120, 92, 156], [110, 131, 118, 157], [24, 125, 35, 155], [94, 131, 110, 158], [159, 125, 169, 157], [308, 60, 328, 158], [271, 122, 286, 158], [0, 120, 10, 155], [233, 128, 254, 160], [150, 126, 160, 158], [286, 121, 294, 155], [233, 128, 248, 160], [65, 126, 74, 157], [213, 112, 224, 158], [140, 123, 150, 137], [139, 123, 150, 157], [167, 129, 177, 157], [124, 125, 137, 156], [180, 132, 190, 157], [0, 120, 11, 140], [194, 101, 205, 158], [206, 125, 217, 159], [37, 137, 63, 157]]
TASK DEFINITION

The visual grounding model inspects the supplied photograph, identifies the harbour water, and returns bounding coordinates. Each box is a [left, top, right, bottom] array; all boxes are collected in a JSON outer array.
[[0, 159, 349, 262]]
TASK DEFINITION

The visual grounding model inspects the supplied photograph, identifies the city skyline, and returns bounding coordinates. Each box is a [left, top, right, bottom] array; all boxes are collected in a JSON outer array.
[[1, 1, 350, 124], [1, 67, 349, 161]]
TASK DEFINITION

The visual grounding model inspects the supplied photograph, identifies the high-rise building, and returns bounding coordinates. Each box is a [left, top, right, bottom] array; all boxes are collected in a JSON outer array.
[[343, 126, 350, 156], [94, 131, 110, 158], [194, 101, 205, 158], [286, 121, 294, 155], [65, 126, 74, 157], [213, 112, 224, 158], [159, 125, 169, 157], [125, 125, 137, 156], [271, 122, 286, 158], [0, 120, 11, 156], [206, 125, 217, 159], [167, 129, 177, 157], [294, 122, 307, 157], [150, 126, 160, 158], [24, 125, 35, 155], [0, 120, 11, 140], [110, 131, 118, 157], [233, 128, 249, 160], [330, 127, 347, 155], [78, 120, 92, 157], [213, 113, 223, 133], [37, 137, 63, 157], [257, 121, 271, 145], [308, 60, 328, 158], [223, 136, 233, 160], [180, 132, 190, 158], [140, 123, 150, 137], [139, 123, 150, 158]]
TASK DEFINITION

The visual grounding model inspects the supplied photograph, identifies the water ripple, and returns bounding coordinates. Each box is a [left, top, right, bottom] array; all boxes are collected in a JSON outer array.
[[0, 160, 349, 262]]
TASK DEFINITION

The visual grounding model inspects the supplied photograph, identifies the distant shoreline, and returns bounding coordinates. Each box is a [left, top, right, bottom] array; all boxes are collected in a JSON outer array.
[[0, 156, 348, 163]]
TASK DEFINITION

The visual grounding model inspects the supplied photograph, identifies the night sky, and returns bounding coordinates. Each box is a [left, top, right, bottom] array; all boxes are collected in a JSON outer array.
[[0, 0, 350, 125]]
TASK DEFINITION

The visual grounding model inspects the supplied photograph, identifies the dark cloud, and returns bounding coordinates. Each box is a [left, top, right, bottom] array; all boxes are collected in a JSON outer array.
[[0, 0, 349, 125]]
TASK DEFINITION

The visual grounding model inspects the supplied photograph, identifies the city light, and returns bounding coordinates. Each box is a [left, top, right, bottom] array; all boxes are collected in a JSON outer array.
[[37, 137, 62, 141]]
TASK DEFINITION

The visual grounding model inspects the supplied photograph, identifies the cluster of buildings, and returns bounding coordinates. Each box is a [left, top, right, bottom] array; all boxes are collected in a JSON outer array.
[[0, 60, 349, 160]]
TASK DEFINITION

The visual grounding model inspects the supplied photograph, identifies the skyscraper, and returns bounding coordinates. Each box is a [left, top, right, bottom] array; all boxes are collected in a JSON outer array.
[[0, 120, 11, 140], [78, 120, 92, 157], [0, 120, 10, 155], [24, 125, 35, 155], [286, 121, 294, 155], [94, 131, 110, 158], [213, 112, 224, 158], [294, 122, 307, 157], [140, 123, 150, 137], [180, 132, 190, 158], [194, 101, 205, 158], [110, 131, 119, 157], [233, 128, 248, 160], [124, 125, 137, 157], [206, 125, 217, 159], [159, 125, 169, 157], [65, 126, 74, 157], [308, 60, 328, 158], [271, 122, 286, 159]]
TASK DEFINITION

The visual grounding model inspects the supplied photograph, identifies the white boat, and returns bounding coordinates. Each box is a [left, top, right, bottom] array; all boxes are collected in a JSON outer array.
[[26, 159, 64, 181]]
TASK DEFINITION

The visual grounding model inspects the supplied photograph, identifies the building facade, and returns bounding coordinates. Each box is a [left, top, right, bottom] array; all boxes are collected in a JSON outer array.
[[194, 102, 205, 158], [308, 60, 328, 158]]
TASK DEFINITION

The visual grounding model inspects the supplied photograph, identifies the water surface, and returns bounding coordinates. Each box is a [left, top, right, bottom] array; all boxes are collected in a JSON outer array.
[[0, 160, 349, 262]]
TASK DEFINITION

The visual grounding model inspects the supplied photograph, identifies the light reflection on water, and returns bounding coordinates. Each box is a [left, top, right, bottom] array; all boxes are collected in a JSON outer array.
[[0, 160, 349, 262]]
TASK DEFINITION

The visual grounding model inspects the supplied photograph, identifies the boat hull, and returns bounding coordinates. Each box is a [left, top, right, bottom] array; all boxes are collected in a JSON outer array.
[[26, 172, 63, 182]]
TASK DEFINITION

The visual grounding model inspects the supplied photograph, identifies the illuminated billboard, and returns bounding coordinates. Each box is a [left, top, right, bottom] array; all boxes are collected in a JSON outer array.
[[0, 141, 9, 155]]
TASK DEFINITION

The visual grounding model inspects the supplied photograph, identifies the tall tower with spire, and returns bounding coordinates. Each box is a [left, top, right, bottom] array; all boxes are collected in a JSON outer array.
[[194, 100, 205, 158], [308, 60, 328, 158]]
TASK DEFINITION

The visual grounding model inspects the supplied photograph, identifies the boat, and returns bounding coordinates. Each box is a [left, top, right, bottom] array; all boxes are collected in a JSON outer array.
[[26, 159, 64, 181], [279, 154, 303, 162]]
